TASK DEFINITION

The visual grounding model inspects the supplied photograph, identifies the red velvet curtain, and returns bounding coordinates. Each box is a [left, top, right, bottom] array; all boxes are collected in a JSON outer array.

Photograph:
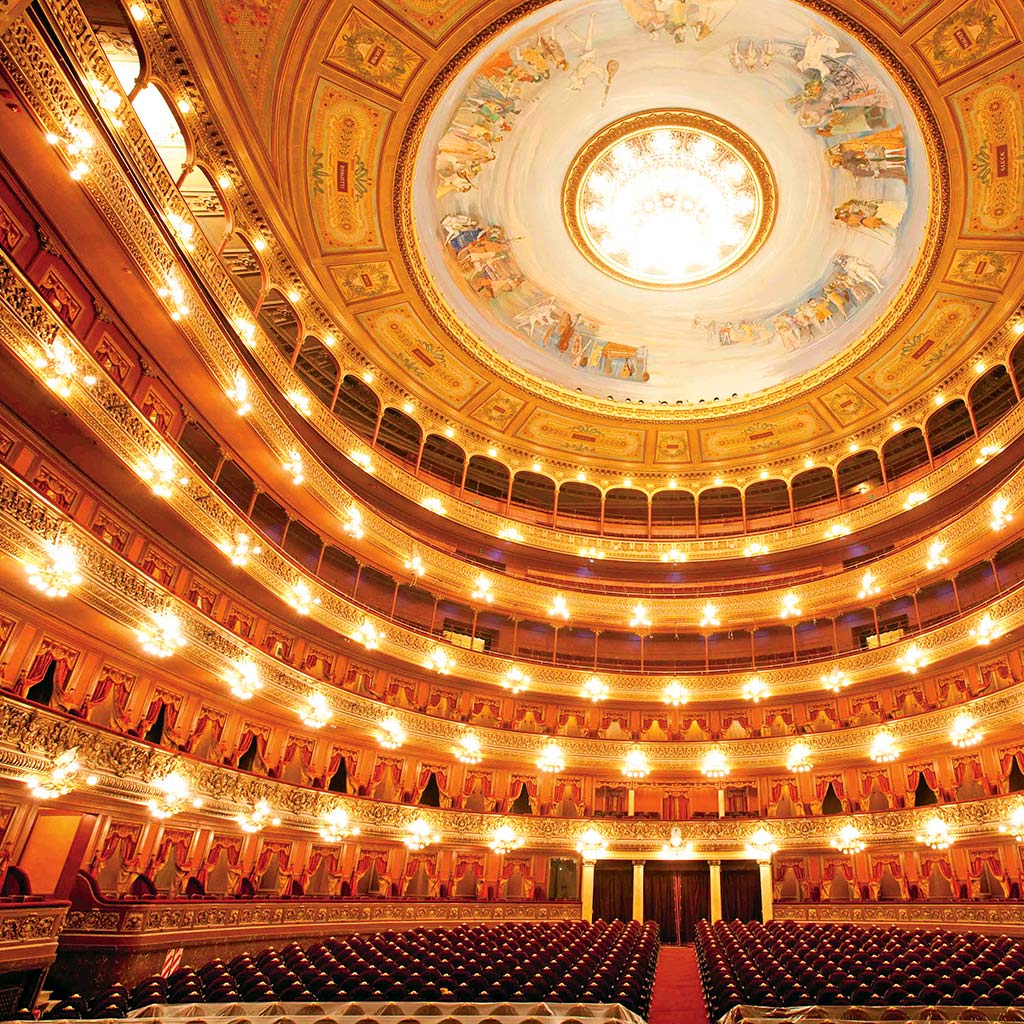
[[511, 774, 538, 798], [593, 861, 632, 923], [464, 771, 492, 795], [908, 764, 938, 790], [721, 862, 762, 922], [643, 864, 709, 943]]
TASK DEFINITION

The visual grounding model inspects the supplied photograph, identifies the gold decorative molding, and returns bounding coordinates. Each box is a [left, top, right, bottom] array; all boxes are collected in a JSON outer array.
[[780, 901, 1024, 931]]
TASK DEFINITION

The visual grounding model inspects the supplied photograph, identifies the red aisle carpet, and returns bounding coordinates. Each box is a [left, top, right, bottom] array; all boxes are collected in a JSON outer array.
[[646, 945, 709, 1024]]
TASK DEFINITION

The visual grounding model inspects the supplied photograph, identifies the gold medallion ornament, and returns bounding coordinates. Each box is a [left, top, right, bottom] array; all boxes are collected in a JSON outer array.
[[562, 109, 777, 289]]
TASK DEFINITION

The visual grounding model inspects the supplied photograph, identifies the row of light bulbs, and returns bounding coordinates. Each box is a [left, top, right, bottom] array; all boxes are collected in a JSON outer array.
[[27, 745, 1024, 859], [22, 539, 1006, 727]]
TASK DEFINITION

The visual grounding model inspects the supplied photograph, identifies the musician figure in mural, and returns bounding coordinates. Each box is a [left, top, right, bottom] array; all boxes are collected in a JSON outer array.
[[834, 198, 906, 234], [827, 126, 907, 181]]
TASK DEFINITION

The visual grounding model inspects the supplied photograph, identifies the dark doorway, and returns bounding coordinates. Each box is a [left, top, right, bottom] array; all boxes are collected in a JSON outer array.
[[593, 861, 632, 922], [721, 862, 762, 922]]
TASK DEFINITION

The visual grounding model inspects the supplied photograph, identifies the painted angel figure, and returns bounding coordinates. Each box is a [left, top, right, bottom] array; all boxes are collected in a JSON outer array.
[[797, 28, 850, 78], [565, 13, 607, 90], [834, 253, 882, 292]]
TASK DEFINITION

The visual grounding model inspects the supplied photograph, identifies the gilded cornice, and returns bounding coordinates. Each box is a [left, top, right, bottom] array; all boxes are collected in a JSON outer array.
[[1, 248, 1022, 650], [0, 697, 1020, 853], [0, 465, 1023, 773], [7, 0, 1023, 506], [782, 903, 1024, 930]]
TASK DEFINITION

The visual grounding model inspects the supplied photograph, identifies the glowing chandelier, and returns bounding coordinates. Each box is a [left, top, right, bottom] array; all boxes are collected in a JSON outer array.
[[299, 692, 332, 729], [701, 747, 730, 780], [869, 730, 899, 763], [319, 807, 359, 843], [537, 740, 566, 774], [353, 619, 384, 650], [376, 716, 406, 750], [490, 824, 524, 856], [454, 732, 483, 765], [226, 659, 261, 700], [786, 742, 813, 774], [576, 827, 608, 862], [742, 676, 770, 703], [581, 675, 609, 702], [661, 826, 694, 859], [25, 539, 82, 598], [662, 678, 690, 707], [821, 667, 850, 693], [916, 816, 953, 851], [403, 818, 441, 852], [998, 806, 1024, 843], [745, 828, 777, 860], [949, 712, 982, 748], [26, 748, 96, 799], [236, 799, 281, 834], [622, 746, 650, 781], [502, 665, 530, 694], [147, 770, 203, 819], [830, 824, 866, 856], [137, 609, 186, 658]]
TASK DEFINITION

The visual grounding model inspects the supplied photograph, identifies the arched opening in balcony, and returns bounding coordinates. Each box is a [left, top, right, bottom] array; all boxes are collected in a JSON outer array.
[[697, 486, 742, 536], [881, 428, 930, 485], [926, 399, 975, 459], [376, 407, 421, 467], [419, 433, 465, 488], [334, 374, 380, 441], [604, 487, 648, 537], [969, 364, 1018, 433], [257, 288, 301, 363]]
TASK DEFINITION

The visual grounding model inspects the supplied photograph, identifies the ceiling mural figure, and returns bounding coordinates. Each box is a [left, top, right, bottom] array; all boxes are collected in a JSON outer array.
[[413, 0, 930, 404]]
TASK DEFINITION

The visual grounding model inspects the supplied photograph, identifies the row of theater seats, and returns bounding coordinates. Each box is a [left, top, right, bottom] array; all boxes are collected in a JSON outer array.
[[696, 920, 1024, 1018], [45, 920, 659, 1019]]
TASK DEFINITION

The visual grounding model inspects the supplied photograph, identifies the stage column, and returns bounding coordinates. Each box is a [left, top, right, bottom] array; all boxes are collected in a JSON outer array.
[[759, 859, 774, 922], [581, 859, 595, 922], [709, 859, 722, 923], [632, 860, 644, 921]]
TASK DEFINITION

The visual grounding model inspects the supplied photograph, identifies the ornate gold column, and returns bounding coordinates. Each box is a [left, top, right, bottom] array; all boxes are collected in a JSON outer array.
[[709, 859, 722, 923], [759, 859, 774, 922], [627, 789, 636, 817], [632, 860, 644, 922], [581, 859, 595, 923]]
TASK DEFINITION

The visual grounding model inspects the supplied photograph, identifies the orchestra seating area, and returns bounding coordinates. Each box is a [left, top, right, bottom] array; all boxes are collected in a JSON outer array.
[[696, 920, 1024, 1019], [41, 920, 659, 1021]]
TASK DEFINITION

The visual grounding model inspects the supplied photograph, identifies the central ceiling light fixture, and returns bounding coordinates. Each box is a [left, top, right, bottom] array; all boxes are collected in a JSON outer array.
[[563, 109, 775, 289]]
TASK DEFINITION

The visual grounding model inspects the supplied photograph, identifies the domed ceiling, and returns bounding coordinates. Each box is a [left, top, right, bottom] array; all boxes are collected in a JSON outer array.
[[174, 0, 1024, 475], [410, 0, 931, 403]]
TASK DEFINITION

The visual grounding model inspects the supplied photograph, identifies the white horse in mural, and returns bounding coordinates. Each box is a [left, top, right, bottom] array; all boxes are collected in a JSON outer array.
[[514, 297, 562, 338]]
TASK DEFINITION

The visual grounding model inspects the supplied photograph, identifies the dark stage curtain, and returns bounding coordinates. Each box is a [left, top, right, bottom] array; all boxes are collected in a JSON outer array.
[[593, 861, 632, 923], [722, 862, 762, 922], [644, 863, 710, 943]]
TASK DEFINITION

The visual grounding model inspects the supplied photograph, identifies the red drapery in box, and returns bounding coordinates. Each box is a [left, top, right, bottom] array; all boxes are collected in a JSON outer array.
[[919, 852, 953, 881], [968, 850, 1004, 884], [405, 852, 437, 878], [372, 758, 402, 786], [1000, 748, 1024, 773], [233, 724, 269, 764], [511, 774, 538, 798], [136, 692, 184, 743], [356, 848, 389, 875], [281, 737, 315, 773], [302, 845, 342, 885], [815, 775, 845, 799], [861, 770, 892, 798], [908, 764, 938, 790], [185, 708, 225, 754], [502, 856, 530, 880], [775, 858, 806, 883], [823, 858, 854, 883], [553, 778, 583, 803], [326, 747, 356, 778], [255, 841, 292, 877], [152, 828, 193, 875], [954, 757, 983, 783], [83, 670, 133, 719], [96, 823, 141, 870], [871, 855, 904, 880], [454, 853, 484, 879], [414, 765, 448, 799], [23, 646, 76, 701], [204, 836, 241, 870], [464, 771, 492, 796], [771, 778, 797, 803]]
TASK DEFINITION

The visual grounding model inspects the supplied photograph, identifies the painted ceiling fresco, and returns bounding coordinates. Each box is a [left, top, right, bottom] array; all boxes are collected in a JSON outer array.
[[412, 0, 930, 403]]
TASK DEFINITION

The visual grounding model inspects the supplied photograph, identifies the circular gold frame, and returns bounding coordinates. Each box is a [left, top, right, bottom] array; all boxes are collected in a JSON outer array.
[[561, 109, 778, 290]]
